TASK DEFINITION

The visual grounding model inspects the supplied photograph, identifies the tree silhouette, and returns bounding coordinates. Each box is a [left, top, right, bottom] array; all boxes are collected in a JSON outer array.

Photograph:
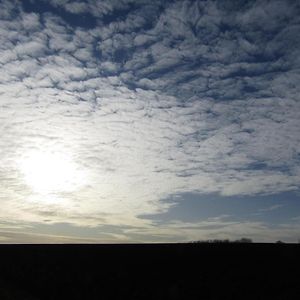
[[191, 237, 253, 243]]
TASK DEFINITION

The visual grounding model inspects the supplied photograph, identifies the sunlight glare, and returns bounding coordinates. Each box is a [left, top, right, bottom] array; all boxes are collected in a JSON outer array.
[[19, 150, 86, 196]]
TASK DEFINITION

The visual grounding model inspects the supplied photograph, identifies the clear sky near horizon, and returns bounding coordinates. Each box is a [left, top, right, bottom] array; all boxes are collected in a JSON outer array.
[[0, 0, 300, 243]]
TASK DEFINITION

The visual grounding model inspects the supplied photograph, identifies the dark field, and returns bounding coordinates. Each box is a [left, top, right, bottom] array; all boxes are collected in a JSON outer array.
[[0, 243, 299, 299]]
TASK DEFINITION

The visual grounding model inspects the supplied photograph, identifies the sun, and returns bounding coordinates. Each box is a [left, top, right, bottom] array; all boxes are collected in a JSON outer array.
[[19, 150, 86, 196]]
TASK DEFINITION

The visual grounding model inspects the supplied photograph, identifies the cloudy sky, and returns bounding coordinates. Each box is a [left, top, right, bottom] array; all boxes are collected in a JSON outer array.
[[1, 0, 300, 243]]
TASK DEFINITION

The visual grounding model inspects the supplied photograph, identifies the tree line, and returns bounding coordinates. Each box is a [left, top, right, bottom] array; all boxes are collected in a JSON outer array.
[[190, 238, 253, 243]]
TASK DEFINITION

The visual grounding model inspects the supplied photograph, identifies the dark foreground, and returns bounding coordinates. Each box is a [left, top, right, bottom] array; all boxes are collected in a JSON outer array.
[[0, 243, 299, 299]]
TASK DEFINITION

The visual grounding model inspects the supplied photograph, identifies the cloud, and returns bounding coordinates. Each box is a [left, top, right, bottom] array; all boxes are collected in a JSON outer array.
[[258, 204, 284, 212], [120, 219, 300, 243], [0, 0, 300, 241], [0, 230, 120, 243]]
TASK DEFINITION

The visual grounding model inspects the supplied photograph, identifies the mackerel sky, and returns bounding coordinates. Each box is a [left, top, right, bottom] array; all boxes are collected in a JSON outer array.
[[0, 0, 300, 243]]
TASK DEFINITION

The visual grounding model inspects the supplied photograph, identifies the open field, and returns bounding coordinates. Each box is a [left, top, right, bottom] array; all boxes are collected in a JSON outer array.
[[0, 243, 299, 299]]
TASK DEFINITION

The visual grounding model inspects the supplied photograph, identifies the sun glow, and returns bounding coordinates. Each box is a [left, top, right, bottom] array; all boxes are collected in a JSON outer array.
[[19, 150, 86, 196]]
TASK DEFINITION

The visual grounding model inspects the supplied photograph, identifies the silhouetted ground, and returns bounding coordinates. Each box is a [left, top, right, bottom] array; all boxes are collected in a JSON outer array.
[[0, 243, 299, 299]]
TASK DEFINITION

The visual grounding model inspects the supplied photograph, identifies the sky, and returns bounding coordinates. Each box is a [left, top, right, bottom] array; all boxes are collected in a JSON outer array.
[[0, 0, 300, 243]]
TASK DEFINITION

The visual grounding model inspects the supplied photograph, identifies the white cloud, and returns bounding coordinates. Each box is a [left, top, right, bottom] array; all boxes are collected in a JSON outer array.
[[0, 0, 299, 242]]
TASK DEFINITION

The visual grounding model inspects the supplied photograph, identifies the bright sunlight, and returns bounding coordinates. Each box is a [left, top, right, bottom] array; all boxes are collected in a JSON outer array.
[[19, 150, 86, 196]]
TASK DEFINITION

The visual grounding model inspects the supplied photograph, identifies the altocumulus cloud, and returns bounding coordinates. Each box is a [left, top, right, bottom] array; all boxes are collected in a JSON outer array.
[[0, 0, 300, 242]]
